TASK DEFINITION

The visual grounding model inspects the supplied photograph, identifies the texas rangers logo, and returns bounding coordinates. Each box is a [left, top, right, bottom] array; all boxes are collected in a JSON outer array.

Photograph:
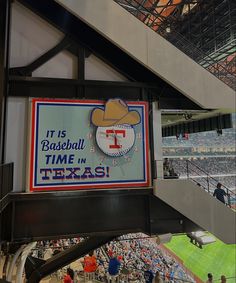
[[91, 99, 141, 157]]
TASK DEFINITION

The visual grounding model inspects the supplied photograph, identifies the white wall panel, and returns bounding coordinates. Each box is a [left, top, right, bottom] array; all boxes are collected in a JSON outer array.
[[7, 2, 129, 193], [10, 2, 63, 68], [85, 54, 128, 81], [10, 2, 126, 81], [5, 97, 28, 192], [32, 50, 78, 79]]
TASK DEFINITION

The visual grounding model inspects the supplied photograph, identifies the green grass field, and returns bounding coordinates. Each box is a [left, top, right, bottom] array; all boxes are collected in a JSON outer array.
[[164, 234, 236, 282]]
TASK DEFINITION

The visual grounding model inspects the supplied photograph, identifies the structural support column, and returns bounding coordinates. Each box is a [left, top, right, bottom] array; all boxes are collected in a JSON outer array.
[[0, 0, 10, 164], [152, 101, 163, 180], [0, 0, 10, 257]]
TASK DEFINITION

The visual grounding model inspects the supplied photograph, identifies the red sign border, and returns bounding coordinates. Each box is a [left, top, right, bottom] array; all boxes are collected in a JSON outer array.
[[29, 98, 150, 191]]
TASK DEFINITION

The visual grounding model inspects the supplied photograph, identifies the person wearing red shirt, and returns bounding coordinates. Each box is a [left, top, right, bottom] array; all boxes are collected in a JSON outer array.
[[108, 250, 113, 257], [63, 268, 74, 283], [83, 251, 97, 281]]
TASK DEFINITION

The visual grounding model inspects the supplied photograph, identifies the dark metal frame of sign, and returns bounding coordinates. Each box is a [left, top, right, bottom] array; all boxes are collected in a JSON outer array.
[[29, 98, 150, 191]]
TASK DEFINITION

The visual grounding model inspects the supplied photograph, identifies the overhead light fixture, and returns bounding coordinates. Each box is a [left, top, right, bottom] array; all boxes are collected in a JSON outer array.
[[166, 26, 171, 33]]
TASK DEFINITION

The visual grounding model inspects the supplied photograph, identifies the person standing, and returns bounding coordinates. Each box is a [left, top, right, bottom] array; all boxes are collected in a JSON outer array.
[[206, 273, 213, 283], [221, 275, 226, 283], [108, 253, 121, 282], [63, 268, 74, 283], [213, 183, 227, 204], [83, 251, 97, 281], [144, 265, 154, 283], [154, 271, 163, 283]]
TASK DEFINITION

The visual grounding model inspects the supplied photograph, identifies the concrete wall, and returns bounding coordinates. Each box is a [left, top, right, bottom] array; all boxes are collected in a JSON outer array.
[[56, 0, 235, 109], [154, 179, 236, 244]]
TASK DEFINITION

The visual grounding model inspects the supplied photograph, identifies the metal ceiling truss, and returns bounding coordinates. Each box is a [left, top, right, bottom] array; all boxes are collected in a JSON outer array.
[[10, 36, 73, 77], [9, 76, 202, 112], [9, 0, 203, 112], [115, 0, 202, 30], [114, 0, 236, 90]]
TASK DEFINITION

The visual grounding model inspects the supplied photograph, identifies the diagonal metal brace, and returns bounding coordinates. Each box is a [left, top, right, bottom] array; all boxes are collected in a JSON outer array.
[[26, 235, 116, 283], [10, 36, 72, 76]]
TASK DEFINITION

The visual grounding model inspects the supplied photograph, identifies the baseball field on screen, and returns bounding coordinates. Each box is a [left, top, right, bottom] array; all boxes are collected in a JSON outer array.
[[165, 234, 236, 282]]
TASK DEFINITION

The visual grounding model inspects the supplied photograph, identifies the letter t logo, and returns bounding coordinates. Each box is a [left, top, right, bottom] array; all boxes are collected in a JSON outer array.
[[106, 129, 126, 149]]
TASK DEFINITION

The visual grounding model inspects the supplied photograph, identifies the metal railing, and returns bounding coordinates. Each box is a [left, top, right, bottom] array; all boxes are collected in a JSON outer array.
[[185, 160, 236, 209], [114, 0, 236, 90]]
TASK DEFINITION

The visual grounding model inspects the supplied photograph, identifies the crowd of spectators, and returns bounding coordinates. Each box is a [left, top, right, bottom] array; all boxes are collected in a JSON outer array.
[[162, 147, 236, 157], [103, 234, 195, 282], [163, 131, 236, 147], [31, 234, 196, 282], [193, 176, 235, 193], [216, 177, 236, 192], [169, 157, 236, 176]]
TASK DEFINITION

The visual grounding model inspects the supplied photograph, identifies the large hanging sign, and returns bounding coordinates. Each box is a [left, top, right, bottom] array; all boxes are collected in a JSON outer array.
[[29, 98, 150, 191]]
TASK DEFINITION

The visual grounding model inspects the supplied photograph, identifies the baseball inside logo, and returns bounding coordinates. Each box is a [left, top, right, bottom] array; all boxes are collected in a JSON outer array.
[[96, 125, 135, 157], [91, 99, 141, 157]]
